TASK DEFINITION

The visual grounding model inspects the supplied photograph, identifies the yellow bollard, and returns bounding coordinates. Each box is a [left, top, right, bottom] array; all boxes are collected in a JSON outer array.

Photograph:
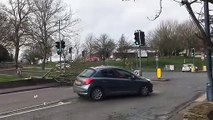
[[156, 68, 162, 79], [191, 66, 195, 72], [203, 66, 207, 72]]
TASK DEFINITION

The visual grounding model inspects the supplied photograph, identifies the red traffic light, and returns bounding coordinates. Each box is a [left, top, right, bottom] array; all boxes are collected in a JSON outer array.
[[55, 42, 60, 48], [61, 40, 65, 48]]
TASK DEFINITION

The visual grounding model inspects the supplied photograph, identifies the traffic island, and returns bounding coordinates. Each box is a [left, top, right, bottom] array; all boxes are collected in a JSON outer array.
[[151, 78, 170, 81], [183, 102, 213, 120], [151, 68, 170, 81]]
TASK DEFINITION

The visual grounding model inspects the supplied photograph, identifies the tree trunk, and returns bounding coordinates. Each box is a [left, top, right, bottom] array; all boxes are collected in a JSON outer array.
[[15, 45, 20, 69], [123, 58, 126, 67], [42, 48, 47, 70]]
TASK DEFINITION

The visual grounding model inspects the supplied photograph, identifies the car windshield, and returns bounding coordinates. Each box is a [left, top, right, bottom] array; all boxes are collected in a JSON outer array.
[[78, 69, 95, 77], [183, 64, 188, 67], [183, 64, 192, 67]]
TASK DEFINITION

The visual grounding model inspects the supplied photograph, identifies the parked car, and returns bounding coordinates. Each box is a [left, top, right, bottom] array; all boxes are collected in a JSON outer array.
[[182, 63, 198, 72], [73, 66, 153, 101]]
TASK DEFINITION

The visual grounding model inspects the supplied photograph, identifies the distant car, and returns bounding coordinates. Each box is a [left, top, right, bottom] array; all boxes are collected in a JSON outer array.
[[182, 64, 198, 72], [73, 66, 153, 101], [56, 63, 70, 69]]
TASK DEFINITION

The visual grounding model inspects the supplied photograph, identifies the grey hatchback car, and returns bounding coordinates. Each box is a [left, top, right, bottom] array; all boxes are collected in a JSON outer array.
[[73, 66, 153, 101]]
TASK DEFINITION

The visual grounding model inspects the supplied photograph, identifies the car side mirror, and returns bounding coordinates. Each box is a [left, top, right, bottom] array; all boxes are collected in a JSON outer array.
[[131, 75, 137, 80]]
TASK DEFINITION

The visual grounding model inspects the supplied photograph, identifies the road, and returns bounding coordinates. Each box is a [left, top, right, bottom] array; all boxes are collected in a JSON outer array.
[[0, 72, 207, 120]]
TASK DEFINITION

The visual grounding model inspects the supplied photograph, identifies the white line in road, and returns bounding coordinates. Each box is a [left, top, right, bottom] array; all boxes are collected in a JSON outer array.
[[0, 101, 72, 119], [195, 93, 206, 102]]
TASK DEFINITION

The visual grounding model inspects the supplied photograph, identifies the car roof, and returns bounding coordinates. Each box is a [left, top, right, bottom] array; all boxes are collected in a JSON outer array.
[[90, 65, 122, 70]]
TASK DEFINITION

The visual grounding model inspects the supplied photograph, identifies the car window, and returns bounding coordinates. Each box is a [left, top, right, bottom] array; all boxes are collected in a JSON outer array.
[[94, 69, 116, 78], [78, 69, 95, 77], [114, 69, 132, 79], [93, 70, 103, 77]]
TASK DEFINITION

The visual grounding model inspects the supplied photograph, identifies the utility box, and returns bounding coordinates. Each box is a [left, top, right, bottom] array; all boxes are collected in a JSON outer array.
[[164, 65, 174, 71]]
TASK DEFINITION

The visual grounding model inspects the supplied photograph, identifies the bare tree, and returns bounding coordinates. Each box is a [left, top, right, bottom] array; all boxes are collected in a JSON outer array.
[[0, 9, 11, 48], [3, 0, 32, 69], [140, 0, 213, 47], [93, 34, 116, 64], [28, 0, 80, 70], [148, 20, 184, 56], [177, 20, 203, 56], [180, 0, 212, 48], [117, 34, 132, 65], [21, 44, 43, 64], [73, 38, 81, 60], [0, 44, 10, 62], [83, 34, 96, 57]]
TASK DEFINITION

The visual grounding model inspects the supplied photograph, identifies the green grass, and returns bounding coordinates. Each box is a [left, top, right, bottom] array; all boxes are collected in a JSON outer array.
[[115, 56, 205, 72], [0, 56, 206, 83], [0, 75, 25, 83]]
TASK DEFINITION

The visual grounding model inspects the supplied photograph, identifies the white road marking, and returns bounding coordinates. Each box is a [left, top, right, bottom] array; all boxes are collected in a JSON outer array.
[[195, 93, 206, 102], [0, 101, 72, 119]]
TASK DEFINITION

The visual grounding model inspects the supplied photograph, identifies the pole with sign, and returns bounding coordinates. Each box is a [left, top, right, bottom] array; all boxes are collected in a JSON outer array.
[[155, 55, 159, 69]]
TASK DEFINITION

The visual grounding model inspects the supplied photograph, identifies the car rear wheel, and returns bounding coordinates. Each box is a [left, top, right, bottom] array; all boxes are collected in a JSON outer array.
[[140, 86, 149, 96], [90, 88, 104, 101]]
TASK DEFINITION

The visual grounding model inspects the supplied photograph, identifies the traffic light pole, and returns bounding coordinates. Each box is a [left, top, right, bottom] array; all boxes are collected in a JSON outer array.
[[192, 48, 195, 66], [59, 20, 62, 69], [138, 30, 142, 76], [139, 46, 142, 76]]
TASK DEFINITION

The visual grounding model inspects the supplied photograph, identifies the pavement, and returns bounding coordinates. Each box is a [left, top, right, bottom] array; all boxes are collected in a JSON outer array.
[[169, 93, 207, 120]]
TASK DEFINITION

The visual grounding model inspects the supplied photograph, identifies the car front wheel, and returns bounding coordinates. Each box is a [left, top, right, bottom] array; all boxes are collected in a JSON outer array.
[[90, 88, 104, 101], [139, 86, 149, 96]]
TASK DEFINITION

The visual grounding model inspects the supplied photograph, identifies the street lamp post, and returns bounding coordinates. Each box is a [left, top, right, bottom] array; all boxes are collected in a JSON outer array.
[[155, 55, 159, 69], [204, 1, 213, 101]]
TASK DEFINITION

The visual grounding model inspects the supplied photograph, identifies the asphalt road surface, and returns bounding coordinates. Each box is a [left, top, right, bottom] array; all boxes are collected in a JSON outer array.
[[0, 72, 207, 120]]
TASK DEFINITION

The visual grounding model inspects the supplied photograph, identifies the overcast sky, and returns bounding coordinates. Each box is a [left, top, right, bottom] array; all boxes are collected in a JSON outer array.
[[64, 0, 207, 44], [1, 0, 212, 60]]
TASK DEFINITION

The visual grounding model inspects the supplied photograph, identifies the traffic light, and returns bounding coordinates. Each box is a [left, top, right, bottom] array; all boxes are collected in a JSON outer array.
[[82, 50, 86, 57], [55, 42, 60, 48], [55, 42, 61, 55], [140, 31, 145, 46], [191, 48, 195, 57], [61, 40, 65, 49], [134, 31, 145, 46], [134, 32, 140, 45]]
